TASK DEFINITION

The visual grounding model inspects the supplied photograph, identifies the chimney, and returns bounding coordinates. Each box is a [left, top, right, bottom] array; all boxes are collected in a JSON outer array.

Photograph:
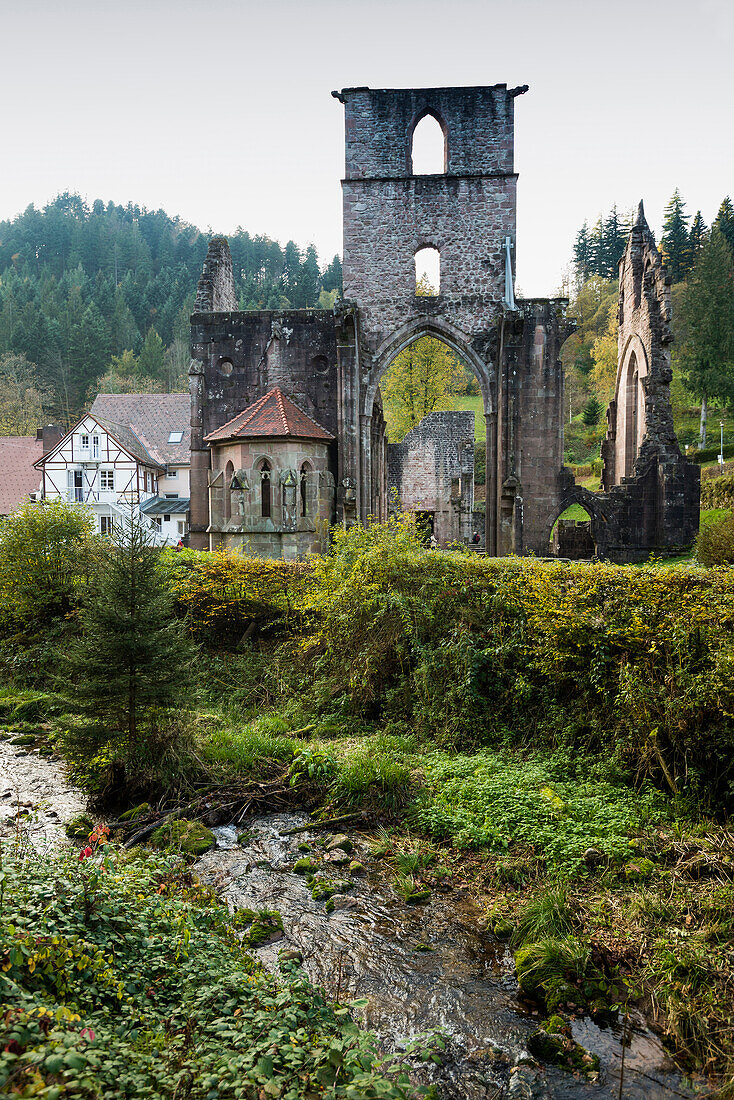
[[37, 425, 64, 454]]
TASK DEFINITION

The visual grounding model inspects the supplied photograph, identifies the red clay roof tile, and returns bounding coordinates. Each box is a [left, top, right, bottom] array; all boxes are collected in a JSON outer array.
[[0, 437, 43, 514], [204, 388, 334, 443]]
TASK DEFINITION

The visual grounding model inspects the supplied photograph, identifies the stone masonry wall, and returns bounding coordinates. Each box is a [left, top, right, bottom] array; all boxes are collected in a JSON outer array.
[[388, 410, 474, 546], [338, 85, 524, 356], [189, 284, 344, 548]]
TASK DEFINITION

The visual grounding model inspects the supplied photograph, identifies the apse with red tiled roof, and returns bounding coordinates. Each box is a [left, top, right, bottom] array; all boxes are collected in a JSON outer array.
[[203, 388, 335, 560], [204, 388, 334, 444]]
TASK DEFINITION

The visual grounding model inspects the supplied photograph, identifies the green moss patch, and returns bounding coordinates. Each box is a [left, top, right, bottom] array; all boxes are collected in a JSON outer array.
[[151, 818, 216, 856]]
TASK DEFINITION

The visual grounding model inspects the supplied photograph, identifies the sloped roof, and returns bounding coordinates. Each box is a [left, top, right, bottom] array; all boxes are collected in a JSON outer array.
[[92, 416, 163, 468], [0, 437, 43, 514], [140, 496, 190, 516], [90, 394, 190, 465], [204, 388, 334, 444]]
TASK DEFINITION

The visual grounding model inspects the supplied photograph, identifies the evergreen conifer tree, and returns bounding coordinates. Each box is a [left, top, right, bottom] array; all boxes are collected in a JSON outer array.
[[714, 196, 734, 257], [679, 227, 734, 445], [137, 326, 165, 380], [661, 189, 693, 282], [61, 513, 196, 776], [582, 395, 603, 426], [689, 211, 708, 260]]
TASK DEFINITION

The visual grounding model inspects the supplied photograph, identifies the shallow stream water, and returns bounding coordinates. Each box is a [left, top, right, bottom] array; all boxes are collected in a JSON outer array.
[[1, 744, 700, 1100]]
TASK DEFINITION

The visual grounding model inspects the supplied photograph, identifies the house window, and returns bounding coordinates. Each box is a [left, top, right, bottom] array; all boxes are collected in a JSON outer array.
[[92, 435, 100, 459], [177, 521, 185, 535], [166, 468, 178, 478], [153, 516, 162, 530], [100, 469, 114, 491], [100, 515, 115, 536], [163, 514, 171, 523], [165, 493, 179, 499], [168, 430, 184, 444], [259, 460, 272, 518], [68, 469, 84, 503], [80, 433, 89, 450]]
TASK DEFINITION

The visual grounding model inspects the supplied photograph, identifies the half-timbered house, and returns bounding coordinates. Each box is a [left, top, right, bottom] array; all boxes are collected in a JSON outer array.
[[35, 394, 190, 545]]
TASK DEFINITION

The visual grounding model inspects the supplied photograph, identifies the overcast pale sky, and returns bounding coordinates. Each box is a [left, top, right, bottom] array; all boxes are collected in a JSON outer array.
[[2, 0, 732, 296]]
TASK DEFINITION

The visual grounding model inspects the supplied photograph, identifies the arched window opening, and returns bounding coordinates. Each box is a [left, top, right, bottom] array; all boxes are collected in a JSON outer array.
[[300, 462, 311, 517], [224, 460, 234, 522], [414, 247, 440, 296], [259, 460, 272, 518], [624, 353, 639, 477], [410, 113, 446, 175], [550, 504, 595, 560]]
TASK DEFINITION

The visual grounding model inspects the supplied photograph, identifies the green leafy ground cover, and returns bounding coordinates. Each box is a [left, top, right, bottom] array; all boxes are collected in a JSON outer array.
[[3, 512, 734, 1092], [0, 841, 416, 1100]]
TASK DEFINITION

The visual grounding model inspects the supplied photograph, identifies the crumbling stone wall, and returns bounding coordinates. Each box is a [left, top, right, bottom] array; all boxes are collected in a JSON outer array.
[[387, 410, 474, 545], [594, 203, 700, 558], [189, 90, 698, 563], [189, 276, 346, 548]]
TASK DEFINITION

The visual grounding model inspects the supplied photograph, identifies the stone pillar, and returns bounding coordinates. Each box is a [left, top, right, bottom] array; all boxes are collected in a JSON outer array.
[[188, 365, 210, 550]]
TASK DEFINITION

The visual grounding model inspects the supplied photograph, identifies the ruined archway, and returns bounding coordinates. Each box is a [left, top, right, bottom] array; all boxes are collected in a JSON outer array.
[[359, 318, 494, 546], [613, 334, 648, 484]]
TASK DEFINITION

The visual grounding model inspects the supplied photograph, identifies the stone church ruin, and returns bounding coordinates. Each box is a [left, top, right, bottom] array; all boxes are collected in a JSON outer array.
[[189, 84, 699, 561]]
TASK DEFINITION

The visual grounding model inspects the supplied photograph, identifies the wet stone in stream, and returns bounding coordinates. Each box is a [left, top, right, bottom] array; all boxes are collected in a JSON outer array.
[[0, 747, 702, 1100], [197, 813, 697, 1100]]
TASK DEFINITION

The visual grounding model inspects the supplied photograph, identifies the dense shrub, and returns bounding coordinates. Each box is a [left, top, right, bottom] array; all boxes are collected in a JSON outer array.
[[695, 510, 734, 566], [160, 547, 309, 644], [0, 500, 96, 631], [689, 442, 734, 464], [300, 521, 734, 812], [701, 475, 734, 509], [0, 841, 414, 1099]]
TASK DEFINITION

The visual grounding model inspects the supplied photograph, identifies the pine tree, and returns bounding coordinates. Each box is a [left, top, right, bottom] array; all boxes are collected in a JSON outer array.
[[679, 226, 734, 444], [61, 512, 196, 771], [322, 254, 343, 295], [573, 221, 593, 282], [714, 196, 734, 257], [582, 395, 603, 426], [689, 211, 708, 261], [137, 326, 165, 380], [661, 189, 693, 282]]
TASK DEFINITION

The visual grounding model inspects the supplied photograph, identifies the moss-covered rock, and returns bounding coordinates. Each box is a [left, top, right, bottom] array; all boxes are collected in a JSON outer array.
[[119, 802, 150, 822], [349, 860, 366, 874], [294, 857, 315, 875], [325, 833, 353, 854], [406, 888, 431, 904], [624, 858, 655, 882], [151, 818, 216, 856], [64, 813, 95, 840], [9, 733, 38, 746], [528, 1016, 599, 1078]]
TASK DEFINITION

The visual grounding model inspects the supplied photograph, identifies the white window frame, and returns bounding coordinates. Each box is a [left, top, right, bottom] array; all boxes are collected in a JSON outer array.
[[100, 469, 114, 491], [92, 435, 100, 459], [80, 433, 89, 450], [100, 515, 115, 536]]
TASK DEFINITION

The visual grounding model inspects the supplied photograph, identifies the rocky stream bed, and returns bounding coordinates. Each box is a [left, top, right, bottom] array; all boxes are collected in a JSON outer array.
[[0, 743, 700, 1100]]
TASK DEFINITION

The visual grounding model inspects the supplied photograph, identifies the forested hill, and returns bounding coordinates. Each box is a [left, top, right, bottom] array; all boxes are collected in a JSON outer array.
[[0, 193, 343, 425]]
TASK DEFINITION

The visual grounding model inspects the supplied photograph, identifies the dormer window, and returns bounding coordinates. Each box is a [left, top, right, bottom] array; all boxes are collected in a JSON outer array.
[[168, 430, 184, 444]]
